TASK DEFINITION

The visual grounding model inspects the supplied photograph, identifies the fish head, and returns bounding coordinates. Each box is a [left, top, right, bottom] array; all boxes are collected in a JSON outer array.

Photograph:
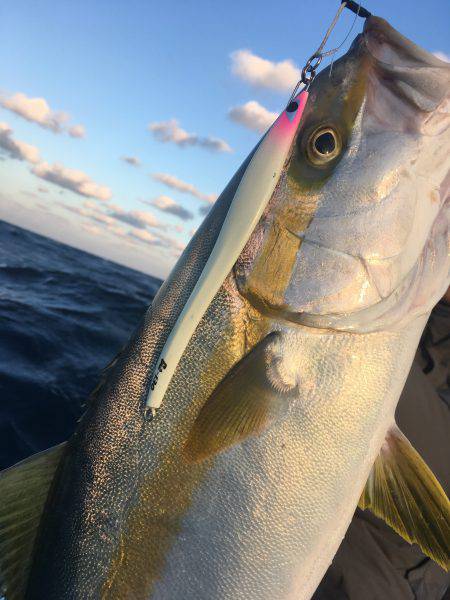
[[235, 17, 450, 332]]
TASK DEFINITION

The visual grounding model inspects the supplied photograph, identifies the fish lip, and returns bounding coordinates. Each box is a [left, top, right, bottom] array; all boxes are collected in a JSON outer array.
[[362, 16, 449, 69]]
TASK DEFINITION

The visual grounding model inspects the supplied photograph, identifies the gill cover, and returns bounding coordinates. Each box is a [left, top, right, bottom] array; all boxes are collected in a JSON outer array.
[[146, 91, 308, 412]]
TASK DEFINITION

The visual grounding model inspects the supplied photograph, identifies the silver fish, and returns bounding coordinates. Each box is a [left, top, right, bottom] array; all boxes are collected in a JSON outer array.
[[1, 16, 449, 600]]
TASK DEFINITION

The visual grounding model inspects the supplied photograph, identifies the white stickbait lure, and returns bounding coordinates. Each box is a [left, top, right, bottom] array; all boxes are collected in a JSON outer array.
[[146, 91, 309, 415]]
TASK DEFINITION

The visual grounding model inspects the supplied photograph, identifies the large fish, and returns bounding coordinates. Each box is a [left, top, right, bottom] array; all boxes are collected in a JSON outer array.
[[1, 16, 449, 600]]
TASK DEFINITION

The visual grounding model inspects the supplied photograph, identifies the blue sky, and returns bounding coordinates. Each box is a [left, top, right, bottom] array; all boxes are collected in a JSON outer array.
[[0, 0, 449, 277]]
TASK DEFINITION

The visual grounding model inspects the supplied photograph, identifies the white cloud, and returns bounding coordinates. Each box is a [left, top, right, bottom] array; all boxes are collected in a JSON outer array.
[[433, 51, 450, 63], [148, 119, 231, 153], [121, 155, 141, 167], [106, 223, 127, 238], [132, 210, 161, 227], [82, 223, 103, 236], [91, 212, 115, 225], [61, 201, 145, 237], [152, 172, 217, 204], [230, 49, 299, 92], [228, 101, 278, 133], [82, 200, 97, 210], [60, 203, 91, 217], [0, 122, 40, 163], [108, 202, 125, 213], [32, 162, 112, 200], [129, 228, 162, 245], [68, 124, 86, 138], [153, 230, 186, 252], [146, 195, 194, 220], [109, 208, 162, 230], [1, 93, 68, 132], [127, 224, 185, 256], [1, 92, 86, 137]]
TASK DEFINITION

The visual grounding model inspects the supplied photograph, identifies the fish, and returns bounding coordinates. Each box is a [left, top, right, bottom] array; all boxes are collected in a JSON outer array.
[[1, 15, 450, 600]]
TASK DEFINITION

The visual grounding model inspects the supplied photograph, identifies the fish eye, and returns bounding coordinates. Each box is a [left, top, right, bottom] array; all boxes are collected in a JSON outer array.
[[306, 127, 342, 165]]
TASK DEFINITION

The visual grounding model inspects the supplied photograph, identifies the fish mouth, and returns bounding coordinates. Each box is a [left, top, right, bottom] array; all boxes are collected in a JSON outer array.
[[362, 16, 446, 69], [360, 16, 450, 132]]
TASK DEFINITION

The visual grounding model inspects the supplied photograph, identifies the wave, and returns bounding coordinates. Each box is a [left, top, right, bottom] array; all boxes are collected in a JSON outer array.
[[0, 220, 161, 469]]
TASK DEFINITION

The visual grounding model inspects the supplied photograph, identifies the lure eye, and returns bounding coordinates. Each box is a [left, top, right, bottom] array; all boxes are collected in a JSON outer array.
[[306, 127, 342, 165]]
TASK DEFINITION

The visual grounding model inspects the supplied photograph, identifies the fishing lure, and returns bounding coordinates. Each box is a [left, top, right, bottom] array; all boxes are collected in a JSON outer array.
[[145, 1, 370, 418]]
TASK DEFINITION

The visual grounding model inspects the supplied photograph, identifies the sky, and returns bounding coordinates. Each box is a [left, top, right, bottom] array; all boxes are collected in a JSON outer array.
[[0, 0, 449, 278]]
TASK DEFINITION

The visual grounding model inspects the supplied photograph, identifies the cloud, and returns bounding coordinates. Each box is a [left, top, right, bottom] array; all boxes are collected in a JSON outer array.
[[127, 224, 185, 256], [1, 93, 68, 132], [230, 50, 299, 92], [146, 195, 194, 220], [0, 122, 40, 163], [148, 119, 231, 153], [1, 92, 86, 136], [90, 211, 116, 226], [152, 172, 217, 204], [433, 51, 450, 63], [38, 186, 49, 193], [106, 223, 127, 238], [61, 201, 140, 236], [59, 203, 91, 217], [228, 101, 278, 133], [32, 162, 112, 200], [121, 155, 141, 167], [110, 209, 162, 230], [129, 228, 163, 246], [82, 223, 103, 236], [153, 230, 186, 252], [199, 204, 211, 216], [108, 202, 125, 213], [132, 210, 161, 227], [68, 124, 86, 138], [82, 200, 97, 209]]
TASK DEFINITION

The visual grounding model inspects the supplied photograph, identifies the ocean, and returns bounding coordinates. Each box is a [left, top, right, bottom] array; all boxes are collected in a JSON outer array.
[[0, 220, 162, 470]]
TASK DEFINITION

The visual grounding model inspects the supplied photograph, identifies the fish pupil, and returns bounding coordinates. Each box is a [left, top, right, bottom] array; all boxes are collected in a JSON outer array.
[[314, 132, 336, 155]]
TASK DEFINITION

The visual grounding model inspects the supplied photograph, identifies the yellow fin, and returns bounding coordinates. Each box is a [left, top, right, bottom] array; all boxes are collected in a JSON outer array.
[[184, 332, 294, 463], [359, 425, 450, 570], [0, 443, 66, 599]]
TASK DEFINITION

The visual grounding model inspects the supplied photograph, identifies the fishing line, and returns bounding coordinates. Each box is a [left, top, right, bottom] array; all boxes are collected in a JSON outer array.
[[290, 0, 371, 99], [328, 4, 361, 79]]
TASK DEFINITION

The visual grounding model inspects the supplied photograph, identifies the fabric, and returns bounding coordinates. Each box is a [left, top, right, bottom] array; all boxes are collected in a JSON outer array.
[[313, 301, 450, 600]]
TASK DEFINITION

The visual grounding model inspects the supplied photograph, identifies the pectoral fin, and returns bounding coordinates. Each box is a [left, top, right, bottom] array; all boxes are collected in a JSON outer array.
[[359, 425, 450, 570], [185, 332, 294, 463], [0, 443, 66, 599]]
